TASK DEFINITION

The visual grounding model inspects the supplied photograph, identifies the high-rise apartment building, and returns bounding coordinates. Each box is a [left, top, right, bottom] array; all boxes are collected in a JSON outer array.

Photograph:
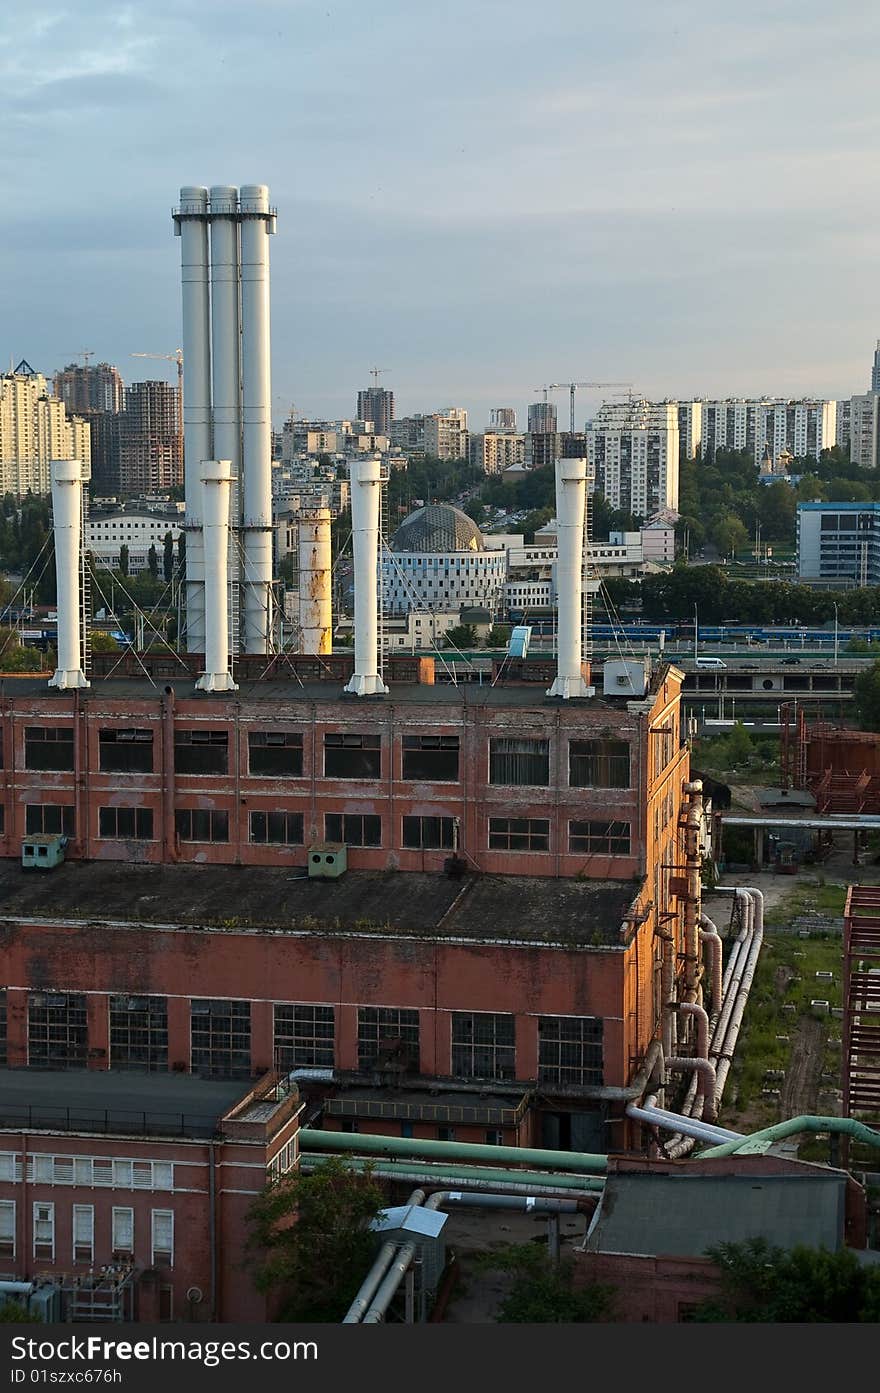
[[53, 362, 125, 416], [527, 402, 557, 434], [850, 393, 879, 471], [423, 408, 468, 460], [587, 399, 679, 517], [490, 407, 517, 431], [356, 386, 394, 435], [837, 399, 852, 460], [701, 398, 836, 465], [0, 360, 91, 495], [390, 415, 426, 452], [469, 431, 525, 473], [677, 401, 702, 461], [872, 341, 880, 394], [118, 381, 182, 494]]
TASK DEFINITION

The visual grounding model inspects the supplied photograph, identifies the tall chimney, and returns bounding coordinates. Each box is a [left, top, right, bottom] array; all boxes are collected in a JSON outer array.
[[173, 186, 212, 653], [195, 460, 238, 693], [344, 457, 388, 696], [239, 184, 276, 654], [209, 185, 242, 651], [298, 507, 333, 655], [48, 459, 89, 690], [547, 456, 593, 699]]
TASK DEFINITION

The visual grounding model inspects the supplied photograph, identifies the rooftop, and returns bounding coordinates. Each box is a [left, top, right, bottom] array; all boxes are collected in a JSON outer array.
[[0, 860, 639, 948]]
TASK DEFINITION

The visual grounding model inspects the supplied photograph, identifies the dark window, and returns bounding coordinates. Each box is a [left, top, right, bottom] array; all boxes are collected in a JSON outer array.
[[190, 999, 251, 1078], [324, 732, 381, 779], [175, 809, 229, 843], [357, 1007, 420, 1072], [28, 991, 88, 1068], [24, 726, 74, 772], [437, 1126, 455, 1141], [248, 731, 304, 777], [274, 1004, 334, 1069], [537, 1015, 603, 1086], [451, 1012, 515, 1079], [489, 737, 549, 786], [488, 817, 549, 852], [0, 989, 6, 1067], [324, 813, 381, 847], [569, 739, 630, 789], [109, 995, 168, 1070], [174, 729, 228, 775], [568, 820, 631, 855], [25, 804, 75, 836], [402, 815, 455, 850], [98, 806, 154, 840], [98, 728, 154, 774], [0, 806, 4, 836], [249, 810, 304, 845], [401, 735, 459, 782]]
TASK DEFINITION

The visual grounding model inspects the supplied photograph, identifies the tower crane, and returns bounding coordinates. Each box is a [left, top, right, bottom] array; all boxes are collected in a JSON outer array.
[[369, 367, 390, 386], [131, 350, 184, 467], [547, 381, 634, 433], [65, 350, 95, 367], [534, 385, 551, 404]]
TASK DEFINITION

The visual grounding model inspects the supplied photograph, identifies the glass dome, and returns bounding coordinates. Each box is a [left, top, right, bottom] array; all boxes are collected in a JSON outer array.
[[390, 504, 484, 553]]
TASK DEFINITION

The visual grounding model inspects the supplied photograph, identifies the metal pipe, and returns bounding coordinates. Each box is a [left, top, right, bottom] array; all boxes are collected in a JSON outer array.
[[342, 1187, 425, 1323], [666, 1056, 718, 1120], [546, 456, 591, 698], [174, 185, 211, 654], [195, 461, 237, 692], [209, 185, 242, 654], [699, 915, 723, 1022], [682, 780, 703, 1000], [299, 1156, 604, 1197], [344, 456, 388, 695], [239, 183, 275, 654], [48, 459, 88, 690], [625, 1101, 742, 1144], [712, 888, 764, 1105], [679, 1002, 709, 1059], [699, 1115, 880, 1159], [300, 1128, 607, 1173]]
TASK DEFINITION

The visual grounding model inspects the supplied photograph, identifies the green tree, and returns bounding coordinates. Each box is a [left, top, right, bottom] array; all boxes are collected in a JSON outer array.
[[759, 481, 797, 540], [0, 1299, 40, 1322], [855, 661, 880, 731], [711, 513, 749, 558], [443, 623, 478, 650], [476, 1244, 615, 1323], [147, 544, 159, 579], [163, 532, 175, 583], [485, 624, 511, 648], [694, 1237, 880, 1323], [118, 544, 129, 577], [246, 1156, 384, 1322]]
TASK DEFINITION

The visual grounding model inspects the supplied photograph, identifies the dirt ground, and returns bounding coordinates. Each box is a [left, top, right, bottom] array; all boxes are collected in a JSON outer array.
[[440, 1210, 587, 1324]]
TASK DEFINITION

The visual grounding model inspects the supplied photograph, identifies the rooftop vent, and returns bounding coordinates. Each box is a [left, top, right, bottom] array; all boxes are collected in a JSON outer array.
[[308, 842, 347, 879]]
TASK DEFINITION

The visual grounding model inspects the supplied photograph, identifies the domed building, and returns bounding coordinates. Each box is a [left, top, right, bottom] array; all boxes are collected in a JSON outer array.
[[383, 503, 507, 616]]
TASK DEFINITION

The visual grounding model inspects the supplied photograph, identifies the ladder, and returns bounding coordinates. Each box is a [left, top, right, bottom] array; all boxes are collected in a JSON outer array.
[[79, 484, 92, 677]]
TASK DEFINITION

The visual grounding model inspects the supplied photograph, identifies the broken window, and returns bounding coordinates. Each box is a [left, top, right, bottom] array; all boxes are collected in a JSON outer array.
[[451, 1012, 515, 1079], [357, 1007, 420, 1072], [537, 1015, 603, 1086], [488, 817, 549, 852], [109, 994, 168, 1070], [28, 991, 88, 1068], [402, 815, 455, 850], [569, 739, 630, 789], [174, 809, 229, 843], [324, 813, 381, 847], [99, 728, 154, 774], [174, 729, 228, 775], [324, 732, 381, 779], [25, 804, 74, 836], [249, 810, 304, 845], [190, 998, 251, 1078], [568, 820, 631, 855], [25, 726, 74, 772], [274, 1004, 335, 1070], [489, 737, 549, 786], [401, 735, 459, 782], [248, 731, 304, 777]]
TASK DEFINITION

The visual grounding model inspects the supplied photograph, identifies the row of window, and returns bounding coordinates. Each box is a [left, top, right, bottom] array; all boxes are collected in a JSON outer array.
[[17, 728, 633, 789], [10, 994, 604, 1085], [0, 1200, 173, 1266]]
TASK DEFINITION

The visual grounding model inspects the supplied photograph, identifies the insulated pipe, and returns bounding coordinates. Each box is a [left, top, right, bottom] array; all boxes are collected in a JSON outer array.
[[679, 1002, 709, 1060], [547, 457, 592, 699], [699, 1115, 880, 1160], [299, 1156, 603, 1198], [195, 461, 237, 692], [209, 186, 242, 650], [297, 509, 332, 654], [48, 460, 88, 690], [666, 1056, 718, 1120], [626, 1101, 742, 1144], [344, 456, 388, 696], [660, 928, 675, 1061], [239, 183, 275, 654], [299, 1128, 607, 1173], [682, 780, 703, 1001], [174, 185, 211, 654], [713, 888, 764, 1105], [342, 1188, 425, 1323], [699, 915, 723, 1022]]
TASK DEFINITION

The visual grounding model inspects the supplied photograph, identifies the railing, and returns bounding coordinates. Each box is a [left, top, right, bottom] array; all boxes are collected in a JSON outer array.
[[0, 1105, 220, 1138]]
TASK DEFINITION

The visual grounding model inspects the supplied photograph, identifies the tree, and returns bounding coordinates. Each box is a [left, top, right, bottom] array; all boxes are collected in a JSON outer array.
[[854, 661, 880, 732], [147, 544, 159, 579], [90, 631, 121, 654], [443, 623, 478, 650], [476, 1244, 615, 1323], [246, 1156, 384, 1322], [694, 1237, 880, 1322], [118, 544, 129, 577], [711, 513, 749, 558], [759, 481, 797, 540], [176, 533, 186, 578], [485, 624, 511, 648], [163, 531, 175, 583]]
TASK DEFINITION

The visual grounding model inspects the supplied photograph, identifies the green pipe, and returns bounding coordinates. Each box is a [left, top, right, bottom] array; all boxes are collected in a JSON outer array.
[[699, 1115, 880, 1158], [300, 1154, 605, 1193], [300, 1128, 608, 1173]]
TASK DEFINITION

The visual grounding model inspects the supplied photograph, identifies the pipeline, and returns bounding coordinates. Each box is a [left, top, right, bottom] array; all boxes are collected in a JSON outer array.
[[300, 1155, 604, 1198], [625, 1102, 742, 1145], [299, 1128, 607, 1173], [699, 1115, 880, 1159], [699, 915, 723, 1024], [342, 1188, 425, 1323]]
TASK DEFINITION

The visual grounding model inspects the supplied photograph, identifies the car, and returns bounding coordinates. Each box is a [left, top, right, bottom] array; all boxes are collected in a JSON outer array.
[[695, 657, 727, 669], [781, 656, 801, 664], [740, 663, 758, 670]]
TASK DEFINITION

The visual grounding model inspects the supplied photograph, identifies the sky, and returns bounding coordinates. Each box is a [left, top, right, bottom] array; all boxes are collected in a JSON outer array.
[[3, 0, 880, 430]]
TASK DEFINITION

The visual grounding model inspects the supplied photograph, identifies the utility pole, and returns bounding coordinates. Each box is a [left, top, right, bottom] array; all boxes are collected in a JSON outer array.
[[694, 603, 698, 665], [834, 602, 839, 668]]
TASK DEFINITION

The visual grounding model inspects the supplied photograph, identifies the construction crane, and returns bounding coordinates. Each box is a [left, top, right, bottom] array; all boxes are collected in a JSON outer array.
[[534, 385, 551, 404], [547, 381, 634, 433], [369, 367, 390, 386], [132, 350, 184, 467], [65, 350, 95, 367]]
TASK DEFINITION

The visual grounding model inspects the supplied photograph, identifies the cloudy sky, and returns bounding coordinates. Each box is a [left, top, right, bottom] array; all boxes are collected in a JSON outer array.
[[3, 0, 879, 428]]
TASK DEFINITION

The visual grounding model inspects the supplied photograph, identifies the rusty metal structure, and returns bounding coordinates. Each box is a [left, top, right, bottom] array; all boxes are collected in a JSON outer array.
[[780, 703, 880, 814], [843, 887, 880, 1131]]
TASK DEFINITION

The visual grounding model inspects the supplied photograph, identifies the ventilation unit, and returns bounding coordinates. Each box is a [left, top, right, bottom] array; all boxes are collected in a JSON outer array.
[[602, 657, 651, 698], [308, 843, 347, 879]]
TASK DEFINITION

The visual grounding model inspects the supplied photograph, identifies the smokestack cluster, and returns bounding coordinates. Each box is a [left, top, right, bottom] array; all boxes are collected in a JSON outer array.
[[173, 185, 276, 672]]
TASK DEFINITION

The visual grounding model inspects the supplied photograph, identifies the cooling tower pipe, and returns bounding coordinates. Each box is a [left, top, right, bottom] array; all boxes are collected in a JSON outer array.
[[344, 456, 388, 696], [297, 508, 332, 654], [547, 456, 592, 699], [48, 459, 89, 690], [174, 186, 212, 654], [195, 461, 237, 692], [239, 183, 276, 654]]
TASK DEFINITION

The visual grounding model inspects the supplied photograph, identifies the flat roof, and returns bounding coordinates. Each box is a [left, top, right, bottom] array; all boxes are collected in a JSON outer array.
[[0, 860, 638, 949]]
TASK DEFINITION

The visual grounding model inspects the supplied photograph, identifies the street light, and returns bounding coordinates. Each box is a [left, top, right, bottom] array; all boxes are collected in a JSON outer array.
[[834, 602, 839, 668], [694, 603, 698, 665]]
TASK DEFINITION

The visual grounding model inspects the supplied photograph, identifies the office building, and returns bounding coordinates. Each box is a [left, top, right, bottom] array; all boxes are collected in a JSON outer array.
[[797, 501, 880, 585]]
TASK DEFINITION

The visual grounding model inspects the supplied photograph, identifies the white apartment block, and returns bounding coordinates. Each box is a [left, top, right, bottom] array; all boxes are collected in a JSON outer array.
[[423, 408, 468, 460], [701, 398, 836, 464], [677, 401, 702, 460], [587, 400, 679, 517], [469, 431, 526, 474], [849, 393, 879, 471], [87, 511, 181, 573], [0, 364, 91, 495]]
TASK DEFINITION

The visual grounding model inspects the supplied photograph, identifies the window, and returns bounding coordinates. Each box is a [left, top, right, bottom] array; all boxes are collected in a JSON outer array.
[[112, 1207, 134, 1256], [324, 732, 381, 779], [175, 809, 229, 843], [324, 813, 381, 847], [28, 992, 88, 1068], [488, 817, 549, 852], [402, 815, 455, 850], [485, 1130, 503, 1146], [401, 735, 459, 782], [190, 999, 251, 1078], [489, 737, 549, 786], [25, 727, 74, 772], [451, 1012, 515, 1079], [568, 820, 631, 855], [33, 1202, 54, 1260], [357, 1007, 420, 1072], [174, 729, 228, 775], [151, 1209, 174, 1266], [98, 728, 154, 774], [0, 1200, 14, 1259], [248, 731, 304, 777], [25, 804, 75, 837], [72, 1204, 94, 1263], [438, 1126, 455, 1142], [110, 995, 168, 1070], [274, 1005, 334, 1069], [537, 1016, 603, 1086], [99, 806, 154, 840], [267, 1139, 296, 1182], [569, 739, 630, 789], [249, 810, 304, 845]]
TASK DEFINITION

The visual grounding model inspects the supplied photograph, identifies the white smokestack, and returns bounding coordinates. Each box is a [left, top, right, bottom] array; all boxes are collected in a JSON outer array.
[[195, 460, 238, 693], [48, 459, 89, 690], [209, 185, 242, 651], [344, 457, 388, 696], [298, 508, 333, 655], [547, 456, 593, 700], [239, 183, 276, 654], [174, 186, 212, 654]]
